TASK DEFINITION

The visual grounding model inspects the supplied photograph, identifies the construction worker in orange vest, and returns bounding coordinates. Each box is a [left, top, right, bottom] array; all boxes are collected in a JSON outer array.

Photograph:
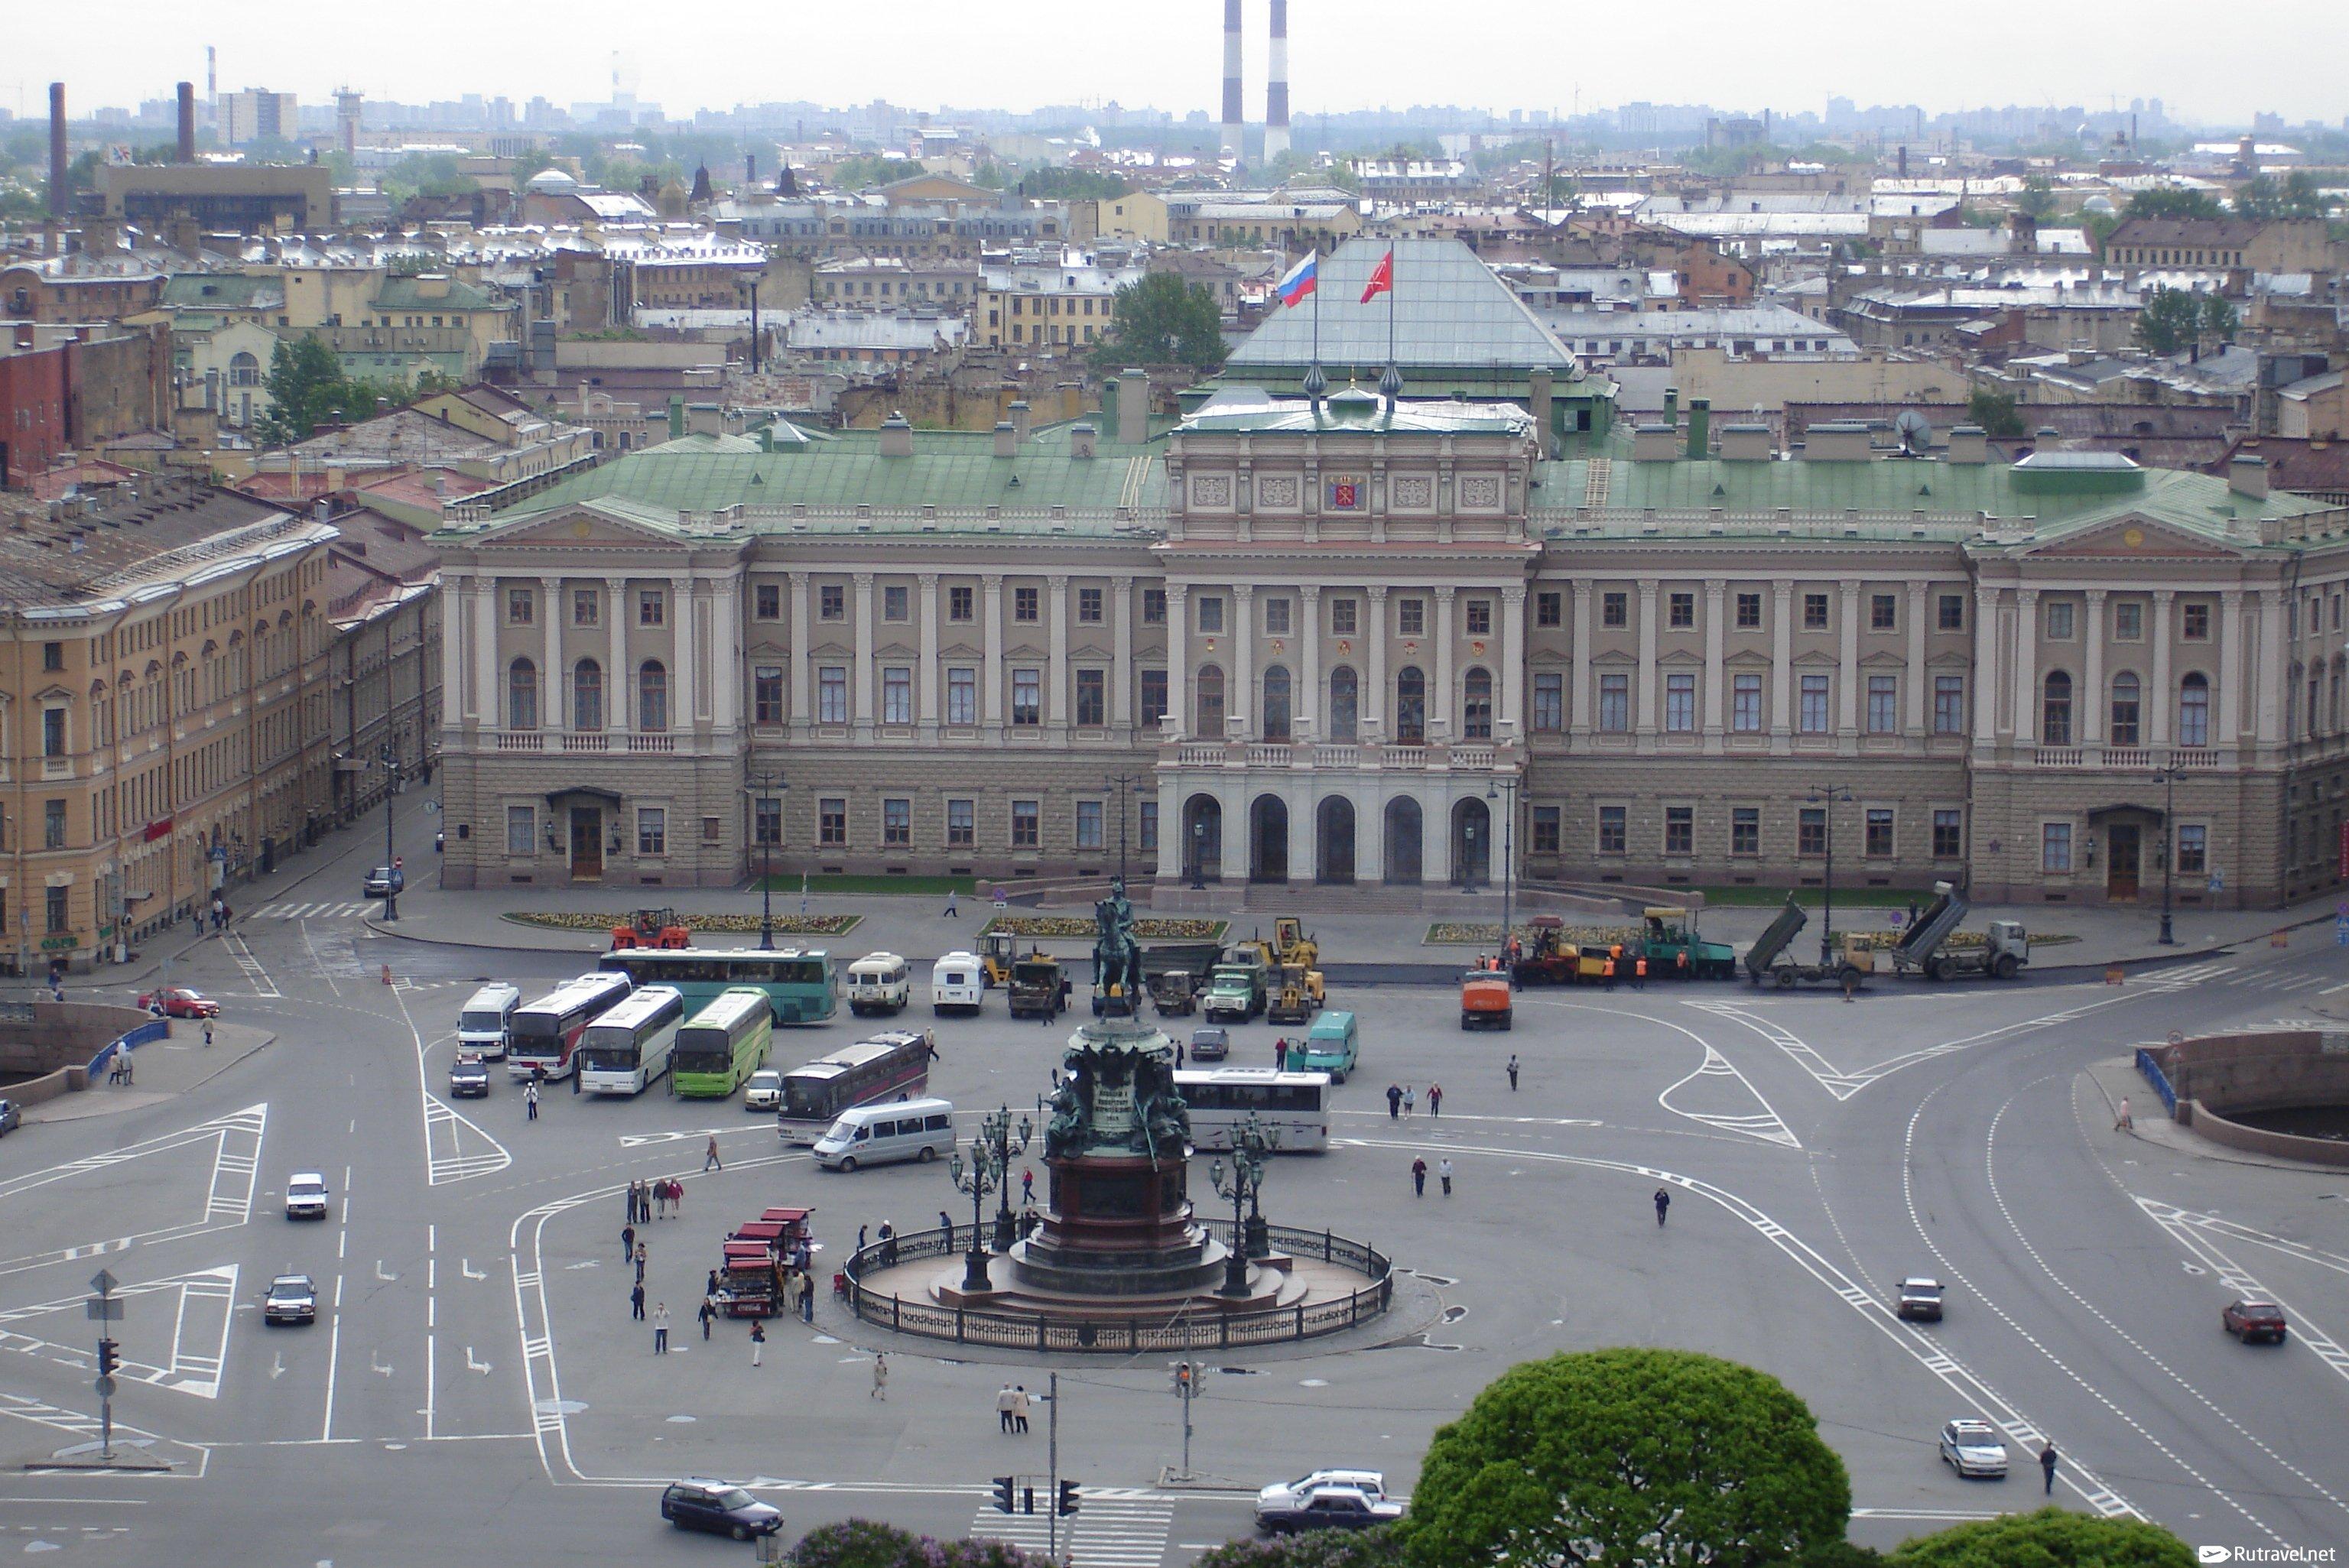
[[1633, 953, 1648, 989]]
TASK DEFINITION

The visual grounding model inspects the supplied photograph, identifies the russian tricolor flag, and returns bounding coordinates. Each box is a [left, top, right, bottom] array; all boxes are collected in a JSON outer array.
[[1274, 250, 1318, 307]]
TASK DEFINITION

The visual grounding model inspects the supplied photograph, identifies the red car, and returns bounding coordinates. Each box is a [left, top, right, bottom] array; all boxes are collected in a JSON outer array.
[[2223, 1299, 2288, 1344], [138, 986, 220, 1020]]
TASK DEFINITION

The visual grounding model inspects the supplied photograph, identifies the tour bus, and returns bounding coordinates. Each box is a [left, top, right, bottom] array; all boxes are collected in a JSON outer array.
[[1173, 1069, 1331, 1153], [456, 982, 523, 1060], [597, 947, 839, 1025], [671, 988, 775, 1099], [776, 1030, 935, 1144], [846, 953, 912, 1016], [506, 972, 635, 1080], [577, 985, 687, 1096], [930, 952, 985, 1016]]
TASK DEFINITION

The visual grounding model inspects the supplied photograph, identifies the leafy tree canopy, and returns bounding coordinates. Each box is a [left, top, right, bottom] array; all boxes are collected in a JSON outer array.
[[1888, 1507, 2194, 1568], [1008, 165, 1136, 202], [1195, 1526, 1405, 1568], [784, 1519, 1052, 1568], [2135, 286, 2236, 355], [827, 154, 923, 192], [2232, 171, 2329, 221], [254, 334, 421, 446], [2123, 187, 2226, 222], [1967, 387, 2026, 439], [1090, 273, 1225, 372]]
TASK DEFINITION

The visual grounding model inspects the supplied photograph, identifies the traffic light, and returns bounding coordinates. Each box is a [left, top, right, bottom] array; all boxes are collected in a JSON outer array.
[[96, 1339, 118, 1377], [1057, 1480, 1080, 1517], [1171, 1360, 1193, 1394], [991, 1477, 1015, 1514]]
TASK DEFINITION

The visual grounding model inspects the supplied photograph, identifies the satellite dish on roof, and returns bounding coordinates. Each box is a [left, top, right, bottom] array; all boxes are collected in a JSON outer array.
[[1895, 408, 1934, 456]]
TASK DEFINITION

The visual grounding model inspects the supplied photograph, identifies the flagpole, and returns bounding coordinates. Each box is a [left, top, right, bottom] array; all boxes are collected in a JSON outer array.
[[1386, 247, 1395, 373]]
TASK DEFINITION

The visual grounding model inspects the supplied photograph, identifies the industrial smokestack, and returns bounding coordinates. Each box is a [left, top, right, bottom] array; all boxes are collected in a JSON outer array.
[[206, 46, 216, 112], [1220, 0, 1244, 160], [177, 82, 197, 161], [47, 83, 67, 222], [1264, 0, 1290, 163]]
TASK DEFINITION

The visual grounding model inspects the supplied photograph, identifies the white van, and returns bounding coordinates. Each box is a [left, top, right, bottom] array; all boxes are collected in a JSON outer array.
[[846, 953, 911, 1017], [456, 983, 523, 1060], [931, 951, 985, 1016], [813, 1097, 956, 1172]]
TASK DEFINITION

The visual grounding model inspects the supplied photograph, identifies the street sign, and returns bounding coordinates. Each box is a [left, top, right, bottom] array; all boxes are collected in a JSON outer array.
[[85, 1298, 124, 1320], [93, 1375, 115, 1398], [90, 1269, 116, 1295]]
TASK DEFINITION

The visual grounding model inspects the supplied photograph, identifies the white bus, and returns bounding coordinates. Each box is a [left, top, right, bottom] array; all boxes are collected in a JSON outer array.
[[846, 952, 911, 1016], [577, 985, 687, 1096], [1173, 1069, 1331, 1153], [456, 982, 522, 1060], [508, 972, 635, 1079]]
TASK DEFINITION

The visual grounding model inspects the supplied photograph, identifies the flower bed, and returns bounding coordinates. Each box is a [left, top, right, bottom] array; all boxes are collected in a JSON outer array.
[[979, 915, 1226, 942], [503, 911, 863, 937], [1426, 921, 2071, 950]]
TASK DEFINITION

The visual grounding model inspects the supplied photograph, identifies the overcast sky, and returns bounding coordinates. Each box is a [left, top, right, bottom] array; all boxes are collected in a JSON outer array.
[[16, 0, 2347, 129]]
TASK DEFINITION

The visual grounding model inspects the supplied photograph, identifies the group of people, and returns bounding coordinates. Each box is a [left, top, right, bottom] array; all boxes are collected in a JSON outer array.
[[627, 1177, 685, 1224], [1382, 1081, 1443, 1119], [1408, 1156, 1455, 1197], [994, 1383, 1035, 1433]]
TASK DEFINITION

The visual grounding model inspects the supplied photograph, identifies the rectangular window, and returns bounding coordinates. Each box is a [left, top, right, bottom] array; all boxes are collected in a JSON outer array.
[[1532, 805, 1561, 855], [1731, 807, 1760, 855], [1012, 669, 1041, 726], [508, 587, 534, 625], [46, 886, 67, 936], [1077, 586, 1103, 623], [1803, 592, 1829, 630], [755, 797, 781, 847], [820, 584, 846, 620], [2177, 823, 2207, 874], [754, 667, 785, 724], [881, 666, 913, 726], [1598, 673, 1629, 732], [1139, 800, 1159, 852], [817, 667, 848, 724], [819, 798, 848, 847], [1010, 800, 1040, 849], [1331, 597, 1359, 636], [1667, 592, 1694, 629], [1601, 591, 1628, 628], [1142, 589, 1167, 625], [1865, 807, 1894, 858], [947, 667, 977, 726], [702, 816, 721, 846], [1870, 593, 1897, 631], [1139, 668, 1169, 726], [1938, 593, 1965, 631], [1665, 673, 1696, 732], [2042, 821, 2072, 873], [573, 588, 599, 626], [1398, 597, 1425, 637], [882, 798, 911, 847], [949, 585, 975, 622], [1535, 592, 1561, 628], [882, 585, 910, 622], [1867, 675, 1897, 733], [636, 807, 667, 856], [44, 798, 67, 849], [1664, 805, 1694, 855], [1532, 672, 1564, 732], [1933, 808, 1963, 859], [2182, 602, 2211, 640], [1597, 804, 1627, 855], [1933, 675, 1965, 734], [638, 589, 665, 626], [2113, 601, 2143, 641], [1074, 669, 1106, 727], [1798, 807, 1827, 857], [1074, 800, 1104, 851], [1197, 596, 1225, 634], [43, 708, 66, 757], [42, 641, 63, 672], [1466, 599, 1492, 636], [1732, 674, 1763, 732], [1014, 586, 1040, 623], [946, 799, 975, 848], [507, 804, 536, 855], [1799, 674, 1831, 733], [755, 583, 781, 620], [2045, 601, 2074, 641], [1263, 597, 1292, 636], [1736, 592, 1762, 629]]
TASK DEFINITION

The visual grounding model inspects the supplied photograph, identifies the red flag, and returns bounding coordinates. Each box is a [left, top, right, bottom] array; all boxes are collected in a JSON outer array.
[[1359, 248, 1393, 304]]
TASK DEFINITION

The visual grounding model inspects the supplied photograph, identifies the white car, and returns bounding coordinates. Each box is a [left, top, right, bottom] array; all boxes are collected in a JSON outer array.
[[742, 1069, 784, 1112], [1256, 1469, 1388, 1517], [285, 1171, 331, 1221], [1938, 1418, 2009, 1479]]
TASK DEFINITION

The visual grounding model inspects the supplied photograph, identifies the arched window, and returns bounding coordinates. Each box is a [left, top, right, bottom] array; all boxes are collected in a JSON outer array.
[[573, 658, 603, 732], [229, 351, 260, 388], [1262, 665, 1291, 742], [1396, 667, 1427, 745], [2109, 671, 2140, 747], [2041, 671, 2073, 746], [1195, 664, 1225, 738], [1462, 667, 1493, 741], [1328, 667, 1358, 742], [2177, 672, 2210, 748], [508, 658, 538, 729], [638, 661, 668, 732]]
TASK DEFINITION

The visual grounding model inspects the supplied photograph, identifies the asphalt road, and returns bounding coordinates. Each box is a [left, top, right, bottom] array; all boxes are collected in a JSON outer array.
[[2, 809, 2345, 1565]]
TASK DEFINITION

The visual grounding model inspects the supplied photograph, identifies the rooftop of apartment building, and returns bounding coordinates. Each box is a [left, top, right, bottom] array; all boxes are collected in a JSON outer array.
[[0, 475, 301, 611]]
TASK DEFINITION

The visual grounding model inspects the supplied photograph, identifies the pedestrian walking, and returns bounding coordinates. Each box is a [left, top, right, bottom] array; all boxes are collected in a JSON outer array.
[[703, 1134, 723, 1173], [750, 1320, 765, 1366], [2039, 1441, 2059, 1495], [871, 1353, 889, 1400], [857, 1224, 869, 1255], [798, 1270, 815, 1323], [2114, 1096, 2133, 1131], [1402, 1085, 1416, 1118], [1654, 1187, 1671, 1226], [1438, 1157, 1454, 1196], [622, 1222, 637, 1263], [1020, 1167, 1034, 1205], [652, 1303, 669, 1354], [635, 1240, 648, 1283], [1272, 1037, 1285, 1071], [668, 1177, 684, 1219], [1428, 1083, 1444, 1118], [526, 1081, 540, 1120], [1412, 1157, 1428, 1197], [938, 1209, 954, 1239], [944, 886, 959, 918], [1012, 1385, 1030, 1433], [879, 1222, 897, 1268], [203, 1021, 215, 1049], [1506, 1054, 1519, 1092], [1386, 1083, 1403, 1119], [998, 1384, 1016, 1433], [1841, 966, 1857, 1003], [631, 1281, 646, 1321]]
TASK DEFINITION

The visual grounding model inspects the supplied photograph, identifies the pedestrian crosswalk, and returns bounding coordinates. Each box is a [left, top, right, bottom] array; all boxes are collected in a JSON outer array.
[[967, 1495, 1174, 1568], [2138, 961, 2235, 991], [250, 901, 372, 920]]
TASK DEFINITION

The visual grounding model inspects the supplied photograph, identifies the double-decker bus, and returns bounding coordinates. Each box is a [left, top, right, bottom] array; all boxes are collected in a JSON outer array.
[[597, 948, 838, 1025], [671, 988, 775, 1099], [776, 1030, 934, 1144], [506, 972, 635, 1080], [1172, 1069, 1331, 1152], [577, 985, 686, 1096]]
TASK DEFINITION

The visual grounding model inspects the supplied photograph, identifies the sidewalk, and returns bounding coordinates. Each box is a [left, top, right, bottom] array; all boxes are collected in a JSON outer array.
[[24, 1021, 275, 1125], [2081, 1053, 2348, 1174]]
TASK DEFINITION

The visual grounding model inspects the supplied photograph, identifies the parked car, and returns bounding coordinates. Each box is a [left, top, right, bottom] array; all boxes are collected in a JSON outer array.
[[1938, 1418, 2009, 1479], [742, 1069, 784, 1112], [362, 865, 404, 898], [660, 1479, 783, 1540], [263, 1274, 317, 1326], [284, 1171, 331, 1221], [1257, 1486, 1402, 1535], [2223, 1298, 2289, 1344], [1189, 1027, 1230, 1063], [0, 1098, 19, 1137], [1896, 1277, 1945, 1322], [138, 986, 219, 1019], [449, 1052, 492, 1099]]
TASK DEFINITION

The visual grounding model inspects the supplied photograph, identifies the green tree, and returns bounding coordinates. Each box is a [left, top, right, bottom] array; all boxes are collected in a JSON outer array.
[[2123, 187, 2226, 222], [255, 336, 347, 446], [826, 154, 922, 191], [2234, 170, 2328, 220], [1396, 1349, 1850, 1568], [1889, 1507, 2192, 1568], [2017, 174, 2058, 220], [383, 153, 476, 208], [784, 1518, 1051, 1567], [1967, 387, 2026, 438], [2136, 286, 2236, 355], [1010, 165, 1136, 202], [1091, 273, 1225, 372], [1195, 1527, 1405, 1567]]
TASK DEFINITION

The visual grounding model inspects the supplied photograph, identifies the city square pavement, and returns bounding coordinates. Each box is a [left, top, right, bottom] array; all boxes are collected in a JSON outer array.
[[2, 796, 2347, 1566]]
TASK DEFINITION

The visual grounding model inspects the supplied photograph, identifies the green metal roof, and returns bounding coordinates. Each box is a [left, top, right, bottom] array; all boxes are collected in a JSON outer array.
[[160, 273, 284, 309], [372, 275, 509, 313]]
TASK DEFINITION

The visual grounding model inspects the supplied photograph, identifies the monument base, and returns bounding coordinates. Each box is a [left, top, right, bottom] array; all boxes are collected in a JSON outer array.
[[931, 1248, 1298, 1315]]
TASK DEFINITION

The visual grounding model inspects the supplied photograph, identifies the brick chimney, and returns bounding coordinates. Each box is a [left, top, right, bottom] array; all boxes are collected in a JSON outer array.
[[879, 412, 913, 458]]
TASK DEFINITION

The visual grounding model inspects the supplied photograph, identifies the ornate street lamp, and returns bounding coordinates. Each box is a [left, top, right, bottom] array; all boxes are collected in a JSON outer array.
[[379, 739, 403, 922], [1805, 783, 1854, 966], [1208, 1114, 1274, 1296], [745, 769, 786, 950], [980, 1104, 1035, 1251], [947, 1134, 1005, 1295]]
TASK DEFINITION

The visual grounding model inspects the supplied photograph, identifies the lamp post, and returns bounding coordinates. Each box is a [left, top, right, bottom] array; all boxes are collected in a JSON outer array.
[[2156, 763, 2184, 946], [1190, 816, 1207, 891], [1486, 776, 1520, 960], [1208, 1119, 1271, 1296], [1805, 783, 1854, 966], [1460, 819, 1478, 894], [1106, 772, 1149, 886], [745, 769, 786, 950], [947, 1133, 1005, 1295], [979, 1104, 1034, 1251], [379, 739, 403, 922]]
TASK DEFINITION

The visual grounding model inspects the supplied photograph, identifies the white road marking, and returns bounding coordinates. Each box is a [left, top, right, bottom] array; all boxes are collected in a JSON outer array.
[[1658, 1043, 1802, 1148], [0, 1105, 267, 1281], [2130, 1196, 2349, 1390], [223, 933, 280, 998], [0, 1266, 238, 1398], [394, 987, 512, 1186], [1681, 1000, 1869, 1099], [969, 1495, 1173, 1568]]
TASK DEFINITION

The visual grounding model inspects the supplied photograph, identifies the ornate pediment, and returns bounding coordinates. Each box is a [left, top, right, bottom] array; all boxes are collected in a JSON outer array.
[[2023, 515, 2242, 561]]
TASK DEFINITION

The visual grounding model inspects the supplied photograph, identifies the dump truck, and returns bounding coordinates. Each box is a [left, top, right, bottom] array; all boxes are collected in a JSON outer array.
[[1460, 963, 1514, 1030], [1148, 968, 1199, 1016], [1265, 961, 1325, 1025], [1743, 898, 1876, 989], [1007, 954, 1067, 1019], [1201, 956, 1269, 1022], [1509, 916, 1581, 987], [1888, 881, 2030, 981], [1640, 907, 1737, 980]]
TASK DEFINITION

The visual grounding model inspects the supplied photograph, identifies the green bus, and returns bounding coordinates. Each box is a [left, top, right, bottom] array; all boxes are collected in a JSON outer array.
[[670, 989, 775, 1099], [597, 948, 839, 1025]]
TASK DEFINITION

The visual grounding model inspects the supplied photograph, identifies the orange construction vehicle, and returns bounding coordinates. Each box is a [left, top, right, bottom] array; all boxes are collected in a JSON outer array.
[[612, 907, 692, 950], [1460, 966, 1514, 1031]]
